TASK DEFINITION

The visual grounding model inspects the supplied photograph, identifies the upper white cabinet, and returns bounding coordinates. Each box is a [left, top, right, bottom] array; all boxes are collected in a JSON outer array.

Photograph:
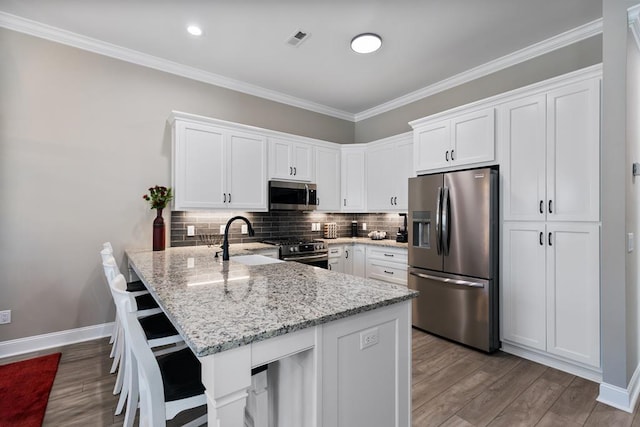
[[315, 145, 341, 212], [341, 146, 367, 212], [501, 78, 600, 222], [170, 114, 267, 211], [411, 107, 495, 174], [366, 133, 413, 212], [268, 137, 313, 182]]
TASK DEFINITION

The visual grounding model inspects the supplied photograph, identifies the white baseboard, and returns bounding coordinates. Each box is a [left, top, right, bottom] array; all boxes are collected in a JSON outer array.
[[501, 342, 602, 382], [598, 363, 640, 413], [0, 322, 114, 359]]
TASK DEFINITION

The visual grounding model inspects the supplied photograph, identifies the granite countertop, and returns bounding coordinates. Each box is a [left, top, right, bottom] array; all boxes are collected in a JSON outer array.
[[320, 237, 409, 249], [126, 246, 417, 357]]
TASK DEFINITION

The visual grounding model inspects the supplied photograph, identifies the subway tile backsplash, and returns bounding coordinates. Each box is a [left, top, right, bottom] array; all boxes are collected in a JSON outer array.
[[170, 211, 406, 247]]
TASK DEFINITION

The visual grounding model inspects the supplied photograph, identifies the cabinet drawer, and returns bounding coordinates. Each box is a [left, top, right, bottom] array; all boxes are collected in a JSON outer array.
[[366, 246, 408, 264], [328, 246, 343, 258], [367, 260, 408, 286]]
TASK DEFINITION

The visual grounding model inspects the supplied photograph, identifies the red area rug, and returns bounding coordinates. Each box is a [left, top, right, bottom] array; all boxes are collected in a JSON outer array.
[[0, 353, 61, 427]]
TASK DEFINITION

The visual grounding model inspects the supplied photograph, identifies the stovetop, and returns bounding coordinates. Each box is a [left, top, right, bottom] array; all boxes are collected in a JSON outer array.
[[262, 238, 327, 257]]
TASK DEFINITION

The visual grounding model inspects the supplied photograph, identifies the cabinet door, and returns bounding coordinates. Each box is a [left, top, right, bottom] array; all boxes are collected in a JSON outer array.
[[341, 148, 366, 212], [395, 137, 413, 210], [343, 245, 354, 276], [268, 138, 293, 180], [367, 144, 397, 211], [315, 146, 341, 211], [501, 95, 547, 221], [546, 223, 600, 367], [501, 222, 546, 350], [546, 79, 600, 222], [414, 121, 450, 172], [451, 107, 495, 166], [173, 121, 226, 209], [292, 143, 313, 181], [352, 245, 366, 278], [227, 131, 267, 211]]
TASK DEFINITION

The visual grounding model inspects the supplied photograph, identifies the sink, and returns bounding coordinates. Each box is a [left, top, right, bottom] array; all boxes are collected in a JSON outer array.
[[232, 255, 284, 266]]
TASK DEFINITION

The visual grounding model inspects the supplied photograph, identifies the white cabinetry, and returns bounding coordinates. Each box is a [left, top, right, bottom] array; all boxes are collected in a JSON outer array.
[[352, 245, 366, 278], [315, 146, 341, 212], [366, 246, 408, 286], [328, 246, 344, 273], [500, 73, 601, 374], [268, 137, 313, 182], [171, 116, 267, 211], [502, 222, 600, 368], [366, 133, 413, 211], [501, 79, 600, 222], [341, 146, 367, 212], [411, 107, 495, 174]]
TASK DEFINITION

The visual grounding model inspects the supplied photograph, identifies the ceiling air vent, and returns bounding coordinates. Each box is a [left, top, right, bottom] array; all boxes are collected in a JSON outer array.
[[286, 30, 310, 47]]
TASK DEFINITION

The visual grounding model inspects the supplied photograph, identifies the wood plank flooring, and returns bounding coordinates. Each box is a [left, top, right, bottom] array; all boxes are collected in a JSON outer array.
[[1, 328, 638, 426]]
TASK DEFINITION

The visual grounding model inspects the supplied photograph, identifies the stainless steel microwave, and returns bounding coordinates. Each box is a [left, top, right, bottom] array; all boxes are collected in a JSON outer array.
[[269, 181, 317, 211]]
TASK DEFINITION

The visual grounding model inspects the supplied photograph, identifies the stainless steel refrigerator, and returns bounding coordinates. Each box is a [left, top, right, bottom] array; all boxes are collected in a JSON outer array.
[[408, 167, 499, 352]]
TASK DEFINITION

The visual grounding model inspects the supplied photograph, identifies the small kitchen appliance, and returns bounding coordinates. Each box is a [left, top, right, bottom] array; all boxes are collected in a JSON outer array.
[[396, 213, 408, 243]]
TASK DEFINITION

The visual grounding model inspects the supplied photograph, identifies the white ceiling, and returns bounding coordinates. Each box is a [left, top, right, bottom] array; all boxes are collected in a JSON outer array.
[[0, 0, 602, 120]]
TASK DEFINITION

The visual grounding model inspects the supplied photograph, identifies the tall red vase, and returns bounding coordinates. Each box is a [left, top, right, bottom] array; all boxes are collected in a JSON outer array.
[[153, 208, 166, 251]]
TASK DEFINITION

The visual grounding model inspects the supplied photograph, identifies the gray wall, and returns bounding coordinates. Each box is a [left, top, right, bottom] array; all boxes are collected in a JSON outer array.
[[0, 28, 352, 342], [601, 0, 638, 389], [354, 35, 603, 143], [628, 20, 640, 384]]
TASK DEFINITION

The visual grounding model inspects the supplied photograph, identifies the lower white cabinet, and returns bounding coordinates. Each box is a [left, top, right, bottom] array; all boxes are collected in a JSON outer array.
[[352, 245, 366, 278], [502, 221, 600, 368], [365, 246, 408, 286], [328, 246, 344, 273]]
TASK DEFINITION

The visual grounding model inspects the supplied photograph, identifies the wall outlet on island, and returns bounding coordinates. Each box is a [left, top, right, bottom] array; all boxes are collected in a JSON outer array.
[[0, 310, 11, 324]]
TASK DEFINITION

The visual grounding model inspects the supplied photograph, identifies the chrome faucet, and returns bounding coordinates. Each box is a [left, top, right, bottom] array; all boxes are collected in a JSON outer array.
[[222, 216, 255, 261]]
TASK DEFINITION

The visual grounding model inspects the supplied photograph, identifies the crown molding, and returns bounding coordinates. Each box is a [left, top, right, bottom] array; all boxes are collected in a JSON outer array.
[[355, 18, 603, 121], [0, 11, 603, 124], [630, 4, 640, 52], [0, 11, 356, 122]]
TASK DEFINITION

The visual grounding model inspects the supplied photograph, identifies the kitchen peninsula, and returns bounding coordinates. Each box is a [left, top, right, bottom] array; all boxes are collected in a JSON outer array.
[[126, 245, 417, 427]]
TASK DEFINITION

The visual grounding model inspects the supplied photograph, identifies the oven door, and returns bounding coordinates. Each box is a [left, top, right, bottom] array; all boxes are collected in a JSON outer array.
[[281, 253, 328, 269]]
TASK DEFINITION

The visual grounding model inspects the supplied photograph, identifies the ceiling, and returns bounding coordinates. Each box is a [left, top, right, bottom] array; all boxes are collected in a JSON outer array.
[[0, 0, 602, 120]]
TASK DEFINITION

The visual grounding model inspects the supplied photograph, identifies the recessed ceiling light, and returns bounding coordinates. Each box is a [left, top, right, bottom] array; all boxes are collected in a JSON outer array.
[[187, 25, 203, 37], [350, 33, 382, 54]]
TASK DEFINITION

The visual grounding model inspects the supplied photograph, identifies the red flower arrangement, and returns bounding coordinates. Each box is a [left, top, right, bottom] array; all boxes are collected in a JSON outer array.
[[142, 185, 173, 210]]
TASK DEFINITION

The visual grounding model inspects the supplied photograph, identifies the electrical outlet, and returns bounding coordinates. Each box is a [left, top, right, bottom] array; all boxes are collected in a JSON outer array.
[[241, 224, 248, 234], [360, 327, 379, 350], [362, 223, 367, 231], [219, 225, 225, 234], [311, 223, 316, 231], [0, 310, 11, 324], [187, 225, 195, 236]]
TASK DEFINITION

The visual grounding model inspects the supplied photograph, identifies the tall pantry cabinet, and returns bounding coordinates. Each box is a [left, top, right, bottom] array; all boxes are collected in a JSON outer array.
[[500, 74, 601, 375]]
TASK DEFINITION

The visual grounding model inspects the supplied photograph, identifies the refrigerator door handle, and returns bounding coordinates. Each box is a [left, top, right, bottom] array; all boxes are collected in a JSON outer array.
[[442, 187, 450, 256], [410, 271, 485, 288], [435, 186, 443, 255]]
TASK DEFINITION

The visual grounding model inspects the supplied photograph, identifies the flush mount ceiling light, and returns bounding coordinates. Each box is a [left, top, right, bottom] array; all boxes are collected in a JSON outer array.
[[350, 33, 382, 54], [187, 25, 203, 36]]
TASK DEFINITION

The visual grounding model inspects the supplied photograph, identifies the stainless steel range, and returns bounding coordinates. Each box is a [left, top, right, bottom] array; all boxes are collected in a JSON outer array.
[[263, 238, 328, 268]]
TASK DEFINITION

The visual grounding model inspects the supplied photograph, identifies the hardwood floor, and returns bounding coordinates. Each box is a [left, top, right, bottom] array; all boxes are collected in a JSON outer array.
[[1, 328, 638, 426]]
